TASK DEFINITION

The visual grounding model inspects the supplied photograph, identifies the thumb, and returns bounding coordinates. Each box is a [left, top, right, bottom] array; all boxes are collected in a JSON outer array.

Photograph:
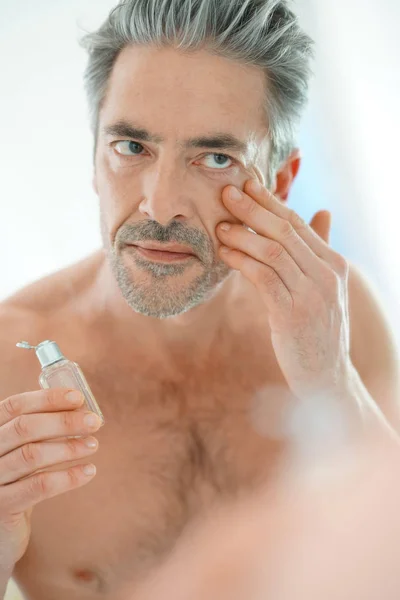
[[309, 210, 332, 245]]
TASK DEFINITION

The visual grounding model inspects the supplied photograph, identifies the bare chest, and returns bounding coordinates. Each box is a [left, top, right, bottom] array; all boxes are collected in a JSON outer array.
[[14, 346, 289, 599]]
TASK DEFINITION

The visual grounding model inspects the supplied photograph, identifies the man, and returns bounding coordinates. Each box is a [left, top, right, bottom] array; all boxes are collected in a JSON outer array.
[[2, 0, 399, 598]]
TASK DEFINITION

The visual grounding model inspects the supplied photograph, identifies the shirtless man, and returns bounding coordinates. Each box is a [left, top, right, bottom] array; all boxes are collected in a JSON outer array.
[[1, 0, 399, 598]]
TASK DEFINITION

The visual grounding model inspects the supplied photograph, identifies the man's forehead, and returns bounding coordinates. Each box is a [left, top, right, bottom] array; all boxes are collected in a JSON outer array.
[[104, 46, 269, 147]]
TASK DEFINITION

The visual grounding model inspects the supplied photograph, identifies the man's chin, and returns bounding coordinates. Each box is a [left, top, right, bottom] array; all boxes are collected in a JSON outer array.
[[120, 278, 225, 319], [110, 251, 232, 318], [127, 301, 195, 319]]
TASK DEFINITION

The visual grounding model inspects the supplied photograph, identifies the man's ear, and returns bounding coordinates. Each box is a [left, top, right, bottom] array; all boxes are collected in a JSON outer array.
[[272, 148, 301, 203]]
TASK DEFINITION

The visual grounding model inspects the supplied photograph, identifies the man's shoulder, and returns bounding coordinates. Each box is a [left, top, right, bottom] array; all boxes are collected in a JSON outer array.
[[347, 260, 399, 364], [0, 266, 64, 334], [0, 302, 44, 346], [347, 260, 400, 423], [1, 250, 101, 321]]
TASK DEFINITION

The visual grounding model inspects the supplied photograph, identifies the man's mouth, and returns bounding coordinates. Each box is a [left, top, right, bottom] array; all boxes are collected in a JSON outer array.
[[128, 244, 196, 263]]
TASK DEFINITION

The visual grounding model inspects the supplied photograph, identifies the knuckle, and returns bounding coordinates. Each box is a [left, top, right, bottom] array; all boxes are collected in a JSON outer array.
[[1, 395, 22, 419], [66, 438, 81, 458], [279, 219, 294, 238], [13, 415, 29, 439], [46, 388, 62, 409], [333, 253, 348, 275], [266, 241, 285, 262], [29, 472, 49, 498], [243, 197, 257, 215], [20, 442, 40, 468], [257, 265, 276, 288], [61, 410, 74, 431], [66, 466, 81, 487], [289, 209, 307, 230]]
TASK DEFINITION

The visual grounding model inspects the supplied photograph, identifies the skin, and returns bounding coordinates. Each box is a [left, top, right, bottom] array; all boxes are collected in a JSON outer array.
[[6, 44, 398, 599]]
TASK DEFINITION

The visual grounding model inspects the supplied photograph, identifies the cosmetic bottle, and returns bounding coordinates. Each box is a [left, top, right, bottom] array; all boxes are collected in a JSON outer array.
[[16, 340, 105, 439]]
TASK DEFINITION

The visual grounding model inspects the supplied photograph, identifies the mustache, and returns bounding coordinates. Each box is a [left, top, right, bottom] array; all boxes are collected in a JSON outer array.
[[117, 220, 211, 259]]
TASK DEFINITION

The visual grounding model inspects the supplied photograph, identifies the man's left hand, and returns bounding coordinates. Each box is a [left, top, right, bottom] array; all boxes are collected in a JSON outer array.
[[216, 178, 352, 402]]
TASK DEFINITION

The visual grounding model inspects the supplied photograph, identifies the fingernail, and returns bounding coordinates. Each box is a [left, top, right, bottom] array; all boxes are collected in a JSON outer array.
[[84, 413, 102, 428], [229, 187, 242, 201], [84, 438, 98, 449], [249, 179, 261, 194], [83, 464, 96, 476]]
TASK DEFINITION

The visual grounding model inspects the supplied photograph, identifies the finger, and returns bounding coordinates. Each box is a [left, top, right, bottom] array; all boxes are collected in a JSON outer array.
[[217, 223, 306, 291], [221, 186, 329, 277], [229, 180, 333, 262], [0, 389, 84, 428], [218, 246, 293, 312]]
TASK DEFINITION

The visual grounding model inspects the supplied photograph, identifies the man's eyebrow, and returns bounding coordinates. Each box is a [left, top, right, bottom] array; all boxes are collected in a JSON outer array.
[[102, 120, 249, 154]]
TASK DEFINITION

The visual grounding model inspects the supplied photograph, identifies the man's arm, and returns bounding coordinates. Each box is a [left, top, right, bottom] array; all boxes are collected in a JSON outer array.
[[348, 262, 400, 431]]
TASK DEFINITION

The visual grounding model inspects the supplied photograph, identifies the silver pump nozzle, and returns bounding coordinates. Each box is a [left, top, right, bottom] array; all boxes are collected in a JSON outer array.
[[16, 340, 65, 368]]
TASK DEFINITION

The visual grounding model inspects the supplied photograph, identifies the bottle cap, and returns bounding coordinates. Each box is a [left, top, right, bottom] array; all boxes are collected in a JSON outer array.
[[16, 340, 65, 368]]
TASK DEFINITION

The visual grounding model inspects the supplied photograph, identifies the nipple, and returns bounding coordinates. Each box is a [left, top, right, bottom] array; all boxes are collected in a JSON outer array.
[[71, 567, 104, 592]]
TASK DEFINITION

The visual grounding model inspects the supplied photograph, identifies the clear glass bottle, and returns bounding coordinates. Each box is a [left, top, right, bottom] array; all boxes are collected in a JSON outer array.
[[16, 340, 105, 439]]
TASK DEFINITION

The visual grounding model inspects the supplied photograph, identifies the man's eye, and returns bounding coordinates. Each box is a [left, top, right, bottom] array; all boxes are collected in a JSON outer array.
[[114, 141, 144, 156], [202, 153, 234, 170]]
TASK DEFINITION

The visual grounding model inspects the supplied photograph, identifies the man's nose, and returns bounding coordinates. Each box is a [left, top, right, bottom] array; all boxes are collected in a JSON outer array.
[[138, 165, 193, 226]]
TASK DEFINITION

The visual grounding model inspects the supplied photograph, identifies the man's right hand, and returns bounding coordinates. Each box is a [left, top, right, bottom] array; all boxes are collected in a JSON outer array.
[[0, 388, 102, 568]]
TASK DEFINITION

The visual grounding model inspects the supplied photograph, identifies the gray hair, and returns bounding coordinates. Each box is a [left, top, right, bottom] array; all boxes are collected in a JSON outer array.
[[79, 0, 314, 187]]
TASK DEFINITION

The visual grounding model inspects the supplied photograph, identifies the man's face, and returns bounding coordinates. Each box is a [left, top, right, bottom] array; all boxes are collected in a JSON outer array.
[[93, 45, 270, 318]]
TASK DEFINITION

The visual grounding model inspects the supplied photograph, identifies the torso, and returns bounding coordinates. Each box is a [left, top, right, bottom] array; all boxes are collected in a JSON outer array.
[[4, 250, 354, 599]]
